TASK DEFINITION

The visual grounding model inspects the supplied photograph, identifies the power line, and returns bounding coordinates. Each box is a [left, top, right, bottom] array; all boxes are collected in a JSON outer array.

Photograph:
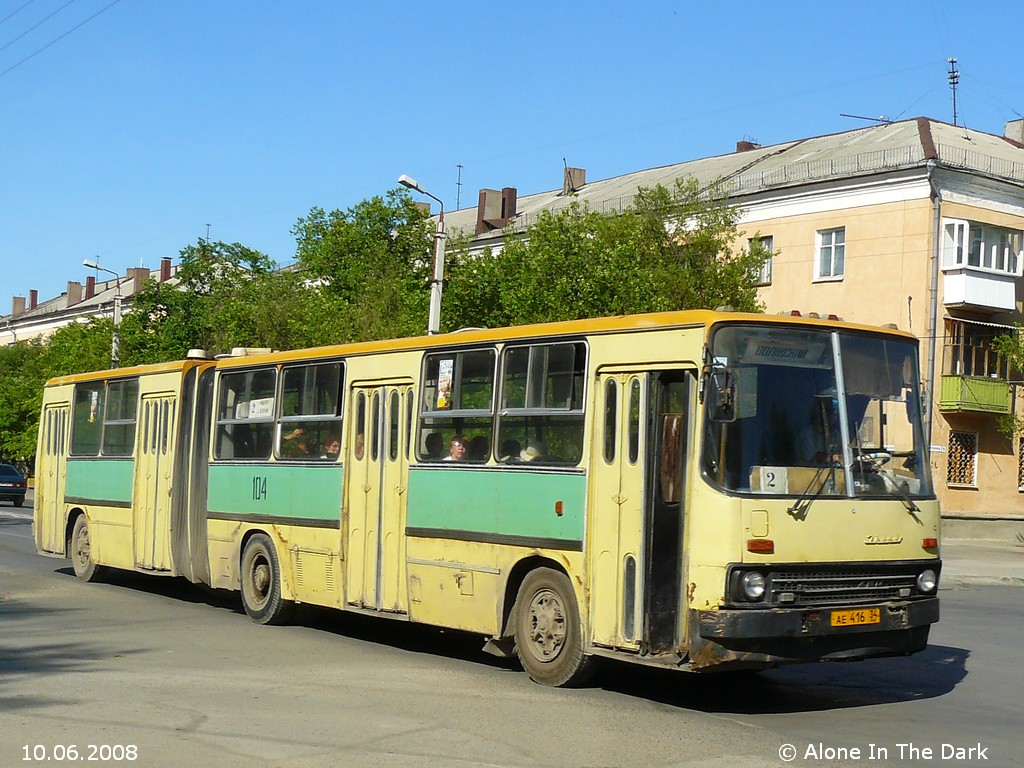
[[0, 0, 77, 55], [0, 0, 40, 29], [0, 0, 121, 81]]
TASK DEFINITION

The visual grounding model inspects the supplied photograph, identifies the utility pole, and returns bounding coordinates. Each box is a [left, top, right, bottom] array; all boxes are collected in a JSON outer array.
[[948, 57, 960, 126]]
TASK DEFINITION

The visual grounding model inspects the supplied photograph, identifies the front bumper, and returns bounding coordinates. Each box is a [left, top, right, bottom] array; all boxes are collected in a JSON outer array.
[[689, 597, 939, 670]]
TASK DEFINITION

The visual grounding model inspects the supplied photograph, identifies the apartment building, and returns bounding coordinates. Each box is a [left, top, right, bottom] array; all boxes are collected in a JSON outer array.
[[443, 117, 1024, 525]]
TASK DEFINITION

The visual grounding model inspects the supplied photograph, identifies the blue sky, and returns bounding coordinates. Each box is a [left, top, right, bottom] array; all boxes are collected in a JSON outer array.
[[2, 0, 1021, 306]]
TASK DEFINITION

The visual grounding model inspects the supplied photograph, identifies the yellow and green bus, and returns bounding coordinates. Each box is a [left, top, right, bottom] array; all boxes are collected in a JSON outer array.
[[34, 310, 940, 685]]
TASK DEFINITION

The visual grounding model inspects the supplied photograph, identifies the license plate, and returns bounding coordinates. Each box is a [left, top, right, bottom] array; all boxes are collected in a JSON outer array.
[[830, 608, 881, 627]]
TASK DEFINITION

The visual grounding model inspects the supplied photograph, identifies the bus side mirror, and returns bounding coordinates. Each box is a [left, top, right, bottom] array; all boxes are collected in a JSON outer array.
[[708, 368, 737, 422]]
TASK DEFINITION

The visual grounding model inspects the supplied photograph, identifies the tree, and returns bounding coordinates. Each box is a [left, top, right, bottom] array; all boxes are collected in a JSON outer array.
[[121, 239, 335, 361], [992, 330, 1024, 439], [292, 190, 433, 342], [442, 177, 769, 331]]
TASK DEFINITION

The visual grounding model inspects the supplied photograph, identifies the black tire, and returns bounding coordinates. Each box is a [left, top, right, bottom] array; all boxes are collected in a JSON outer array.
[[240, 533, 294, 625], [15, 496, 25, 507], [513, 567, 595, 687], [70, 514, 106, 582]]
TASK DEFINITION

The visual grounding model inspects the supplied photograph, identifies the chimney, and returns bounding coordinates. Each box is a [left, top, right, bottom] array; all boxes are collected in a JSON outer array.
[[475, 187, 519, 234], [85, 276, 96, 300], [160, 257, 172, 283], [501, 187, 517, 221], [29, 290, 37, 310], [12, 296, 25, 317], [476, 189, 503, 234], [736, 140, 759, 152], [128, 267, 149, 293], [562, 167, 586, 195], [67, 281, 83, 307], [1005, 119, 1024, 145]]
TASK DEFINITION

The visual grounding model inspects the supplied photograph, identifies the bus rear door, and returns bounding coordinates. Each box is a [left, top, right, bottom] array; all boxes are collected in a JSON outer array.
[[37, 401, 70, 555]]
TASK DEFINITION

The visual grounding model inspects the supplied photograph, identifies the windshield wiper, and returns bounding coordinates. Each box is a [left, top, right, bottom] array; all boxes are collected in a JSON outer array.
[[787, 461, 836, 519], [878, 471, 921, 519]]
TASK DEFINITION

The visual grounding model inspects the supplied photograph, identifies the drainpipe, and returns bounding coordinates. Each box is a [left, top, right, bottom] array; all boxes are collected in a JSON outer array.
[[926, 160, 941, 450]]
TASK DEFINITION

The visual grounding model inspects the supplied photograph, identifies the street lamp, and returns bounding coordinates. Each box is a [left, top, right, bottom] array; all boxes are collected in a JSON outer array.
[[83, 259, 122, 368], [398, 174, 447, 335]]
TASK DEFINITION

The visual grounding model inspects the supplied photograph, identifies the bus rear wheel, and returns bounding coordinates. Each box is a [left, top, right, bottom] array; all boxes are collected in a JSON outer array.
[[240, 533, 294, 625], [513, 567, 595, 687], [70, 515, 106, 582]]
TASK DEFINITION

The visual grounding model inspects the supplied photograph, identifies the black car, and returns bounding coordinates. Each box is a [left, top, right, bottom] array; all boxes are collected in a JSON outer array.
[[0, 463, 27, 506]]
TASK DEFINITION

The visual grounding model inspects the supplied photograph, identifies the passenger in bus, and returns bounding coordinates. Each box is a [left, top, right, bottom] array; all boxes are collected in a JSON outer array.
[[354, 433, 365, 460], [444, 435, 467, 461], [424, 432, 444, 459], [520, 441, 549, 462], [499, 439, 521, 462], [468, 435, 489, 461], [322, 432, 341, 459], [282, 427, 314, 458]]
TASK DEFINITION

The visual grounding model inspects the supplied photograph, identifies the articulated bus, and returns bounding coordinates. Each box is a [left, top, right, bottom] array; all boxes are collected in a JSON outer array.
[[34, 310, 940, 685]]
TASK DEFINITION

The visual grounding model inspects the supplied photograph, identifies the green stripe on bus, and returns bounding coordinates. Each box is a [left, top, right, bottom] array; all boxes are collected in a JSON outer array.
[[66, 458, 134, 505], [208, 462, 343, 520], [407, 467, 586, 542]]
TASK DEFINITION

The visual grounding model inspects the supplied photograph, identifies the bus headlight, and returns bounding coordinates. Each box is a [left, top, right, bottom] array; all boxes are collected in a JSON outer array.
[[916, 569, 937, 594], [740, 571, 766, 601]]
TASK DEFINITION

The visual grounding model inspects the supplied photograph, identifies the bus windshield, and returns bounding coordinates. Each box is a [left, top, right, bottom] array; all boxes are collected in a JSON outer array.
[[702, 324, 932, 499]]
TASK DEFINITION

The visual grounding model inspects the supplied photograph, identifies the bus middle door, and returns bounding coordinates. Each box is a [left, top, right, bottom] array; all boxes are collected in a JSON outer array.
[[133, 394, 176, 570], [345, 382, 411, 613]]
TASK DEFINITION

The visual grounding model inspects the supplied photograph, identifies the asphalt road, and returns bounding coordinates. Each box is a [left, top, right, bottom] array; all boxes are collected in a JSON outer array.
[[1, 501, 1020, 768]]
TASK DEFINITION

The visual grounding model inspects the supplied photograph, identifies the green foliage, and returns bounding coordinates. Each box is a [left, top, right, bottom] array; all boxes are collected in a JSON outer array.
[[120, 239, 341, 361], [0, 320, 113, 463], [992, 330, 1024, 439], [443, 178, 767, 330], [292, 190, 433, 341]]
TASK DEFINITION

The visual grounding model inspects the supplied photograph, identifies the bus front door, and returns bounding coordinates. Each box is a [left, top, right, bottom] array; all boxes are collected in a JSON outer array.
[[37, 403, 70, 555], [591, 372, 648, 651], [591, 371, 692, 655], [133, 394, 177, 570], [345, 383, 411, 613]]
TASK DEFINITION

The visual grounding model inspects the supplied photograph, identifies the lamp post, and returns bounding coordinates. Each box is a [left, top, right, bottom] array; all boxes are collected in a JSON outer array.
[[83, 259, 122, 368], [398, 174, 447, 335]]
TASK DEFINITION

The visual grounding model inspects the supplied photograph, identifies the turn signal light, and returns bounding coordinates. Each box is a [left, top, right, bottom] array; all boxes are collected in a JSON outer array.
[[922, 537, 938, 549], [747, 538, 775, 554]]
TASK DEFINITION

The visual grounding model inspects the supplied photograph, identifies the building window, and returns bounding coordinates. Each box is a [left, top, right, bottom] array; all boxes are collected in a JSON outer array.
[[946, 430, 978, 487], [750, 235, 773, 286], [815, 228, 845, 281], [943, 219, 1023, 276], [942, 319, 1016, 378]]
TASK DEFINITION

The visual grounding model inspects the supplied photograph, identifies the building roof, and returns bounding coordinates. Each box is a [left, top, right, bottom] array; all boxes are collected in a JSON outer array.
[[446, 117, 1024, 242]]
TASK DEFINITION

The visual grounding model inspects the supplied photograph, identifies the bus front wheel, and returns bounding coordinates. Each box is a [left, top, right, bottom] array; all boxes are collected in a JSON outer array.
[[513, 567, 595, 687], [70, 515, 106, 582], [240, 533, 294, 625]]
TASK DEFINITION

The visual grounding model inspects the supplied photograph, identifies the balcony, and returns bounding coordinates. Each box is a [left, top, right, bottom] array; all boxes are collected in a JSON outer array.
[[939, 375, 1010, 414], [943, 268, 1017, 311]]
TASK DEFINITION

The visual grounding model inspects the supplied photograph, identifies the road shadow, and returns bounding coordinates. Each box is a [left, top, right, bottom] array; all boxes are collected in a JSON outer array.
[[594, 643, 970, 713], [46, 566, 970, 715], [54, 566, 241, 612], [0, 596, 149, 712]]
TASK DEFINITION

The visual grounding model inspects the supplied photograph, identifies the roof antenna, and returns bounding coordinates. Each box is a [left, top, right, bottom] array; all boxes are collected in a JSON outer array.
[[948, 57, 960, 126], [456, 164, 463, 210], [839, 114, 891, 124]]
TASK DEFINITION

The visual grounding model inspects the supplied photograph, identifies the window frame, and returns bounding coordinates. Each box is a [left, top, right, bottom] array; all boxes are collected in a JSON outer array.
[[942, 217, 1023, 277], [814, 227, 846, 282], [750, 235, 773, 286], [496, 339, 589, 467], [417, 347, 497, 463], [275, 359, 345, 462], [946, 429, 979, 489], [214, 367, 278, 461]]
